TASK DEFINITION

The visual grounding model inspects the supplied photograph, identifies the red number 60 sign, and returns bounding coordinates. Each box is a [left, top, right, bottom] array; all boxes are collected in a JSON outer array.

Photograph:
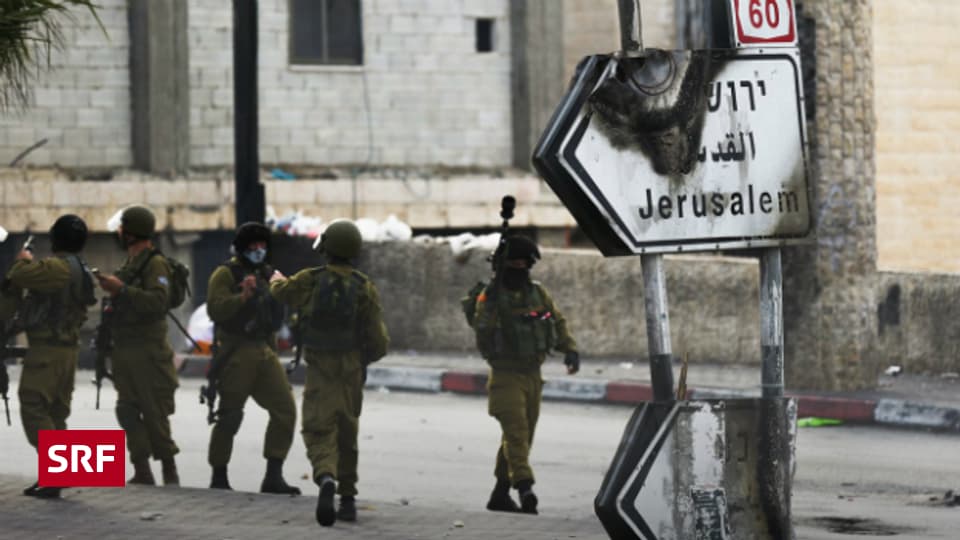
[[731, 0, 797, 47]]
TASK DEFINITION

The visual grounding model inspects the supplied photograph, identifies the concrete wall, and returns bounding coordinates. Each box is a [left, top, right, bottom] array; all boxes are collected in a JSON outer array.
[[189, 0, 513, 168], [355, 243, 960, 378], [874, 0, 960, 274], [351, 241, 762, 364], [562, 0, 675, 82], [0, 0, 130, 168], [876, 271, 960, 375], [0, 168, 575, 233]]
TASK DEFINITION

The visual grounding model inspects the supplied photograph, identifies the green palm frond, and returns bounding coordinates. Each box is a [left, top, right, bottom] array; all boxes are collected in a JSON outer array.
[[0, 0, 103, 111]]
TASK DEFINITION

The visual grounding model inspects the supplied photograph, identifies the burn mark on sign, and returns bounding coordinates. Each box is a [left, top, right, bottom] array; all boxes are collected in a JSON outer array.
[[587, 49, 727, 177]]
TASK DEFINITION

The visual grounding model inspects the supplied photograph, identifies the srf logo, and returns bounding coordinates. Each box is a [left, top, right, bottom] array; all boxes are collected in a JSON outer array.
[[38, 430, 125, 487]]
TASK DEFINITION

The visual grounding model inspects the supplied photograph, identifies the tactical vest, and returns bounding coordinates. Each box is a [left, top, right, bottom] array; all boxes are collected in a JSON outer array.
[[489, 282, 557, 358], [301, 266, 366, 352], [19, 255, 96, 343], [216, 260, 285, 339], [113, 249, 168, 324]]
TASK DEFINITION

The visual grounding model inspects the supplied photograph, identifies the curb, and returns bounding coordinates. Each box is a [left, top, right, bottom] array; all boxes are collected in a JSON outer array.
[[173, 357, 960, 433]]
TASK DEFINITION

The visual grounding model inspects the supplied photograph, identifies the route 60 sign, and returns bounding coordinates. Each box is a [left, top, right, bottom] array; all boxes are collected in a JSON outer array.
[[731, 0, 797, 47]]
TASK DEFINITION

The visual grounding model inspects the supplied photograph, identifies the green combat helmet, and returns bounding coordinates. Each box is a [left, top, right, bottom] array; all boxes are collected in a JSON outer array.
[[316, 219, 362, 259], [120, 205, 156, 238]]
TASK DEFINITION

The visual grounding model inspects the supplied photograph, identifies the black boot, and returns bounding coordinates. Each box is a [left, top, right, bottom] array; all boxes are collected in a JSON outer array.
[[337, 495, 357, 522], [516, 480, 538, 515], [315, 474, 337, 527], [260, 458, 301, 495], [486, 479, 521, 513], [23, 482, 62, 499], [161, 457, 179, 486], [128, 458, 156, 486], [210, 465, 232, 490]]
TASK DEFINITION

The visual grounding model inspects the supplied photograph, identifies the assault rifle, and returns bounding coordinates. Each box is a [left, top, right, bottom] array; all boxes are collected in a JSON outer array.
[[1, 234, 37, 424], [0, 340, 26, 426], [92, 297, 114, 410], [482, 196, 516, 355]]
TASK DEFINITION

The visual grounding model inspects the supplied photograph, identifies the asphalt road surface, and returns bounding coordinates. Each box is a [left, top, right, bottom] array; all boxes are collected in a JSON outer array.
[[0, 368, 956, 538]]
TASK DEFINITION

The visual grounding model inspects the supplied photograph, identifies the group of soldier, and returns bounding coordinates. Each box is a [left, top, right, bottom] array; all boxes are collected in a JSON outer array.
[[1, 203, 580, 527]]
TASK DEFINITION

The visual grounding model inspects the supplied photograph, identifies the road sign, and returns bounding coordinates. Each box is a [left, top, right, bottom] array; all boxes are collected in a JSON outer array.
[[533, 48, 811, 255], [730, 0, 797, 47], [595, 399, 796, 540]]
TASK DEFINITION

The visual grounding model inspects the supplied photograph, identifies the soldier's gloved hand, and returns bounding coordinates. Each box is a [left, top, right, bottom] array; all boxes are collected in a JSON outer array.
[[563, 351, 580, 375]]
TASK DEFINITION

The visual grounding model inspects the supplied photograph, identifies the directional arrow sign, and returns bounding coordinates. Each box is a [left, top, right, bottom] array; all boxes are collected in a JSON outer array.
[[533, 48, 811, 255]]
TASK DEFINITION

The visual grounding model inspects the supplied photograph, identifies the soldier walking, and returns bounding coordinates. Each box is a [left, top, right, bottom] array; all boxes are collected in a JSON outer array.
[[95, 205, 181, 486], [2, 215, 96, 498], [204, 222, 299, 494], [270, 219, 389, 526], [469, 235, 580, 515]]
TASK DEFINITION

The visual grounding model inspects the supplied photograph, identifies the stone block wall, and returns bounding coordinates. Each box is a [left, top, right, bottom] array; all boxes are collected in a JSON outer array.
[[0, 0, 130, 168], [874, 0, 960, 274], [784, 0, 878, 390], [189, 0, 514, 168], [0, 168, 574, 233], [562, 0, 676, 81]]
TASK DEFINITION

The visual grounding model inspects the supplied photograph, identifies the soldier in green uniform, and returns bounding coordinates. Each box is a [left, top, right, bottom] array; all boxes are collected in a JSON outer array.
[[205, 222, 300, 494], [3, 215, 96, 498], [270, 219, 389, 527], [470, 235, 580, 515], [95, 205, 180, 486]]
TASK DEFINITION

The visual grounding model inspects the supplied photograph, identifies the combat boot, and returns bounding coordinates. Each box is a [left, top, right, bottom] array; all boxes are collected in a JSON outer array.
[[161, 457, 179, 486], [210, 465, 232, 490], [337, 495, 357, 522], [315, 474, 337, 527], [128, 458, 156, 485], [23, 482, 62, 499], [516, 480, 538, 515], [260, 458, 301, 495], [486, 479, 521, 513]]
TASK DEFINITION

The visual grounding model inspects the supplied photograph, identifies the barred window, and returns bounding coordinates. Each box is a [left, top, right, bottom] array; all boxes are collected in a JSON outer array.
[[289, 0, 363, 65]]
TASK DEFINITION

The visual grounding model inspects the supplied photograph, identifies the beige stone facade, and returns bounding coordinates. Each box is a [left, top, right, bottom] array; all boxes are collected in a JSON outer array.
[[874, 0, 960, 274]]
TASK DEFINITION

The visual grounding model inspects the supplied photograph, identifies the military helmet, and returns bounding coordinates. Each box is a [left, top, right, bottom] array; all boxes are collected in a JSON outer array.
[[50, 214, 88, 253], [120, 205, 156, 238], [319, 219, 362, 259], [503, 235, 540, 265], [232, 222, 271, 253]]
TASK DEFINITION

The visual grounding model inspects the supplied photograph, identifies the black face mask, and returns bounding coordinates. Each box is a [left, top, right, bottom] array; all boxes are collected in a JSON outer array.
[[502, 267, 530, 290]]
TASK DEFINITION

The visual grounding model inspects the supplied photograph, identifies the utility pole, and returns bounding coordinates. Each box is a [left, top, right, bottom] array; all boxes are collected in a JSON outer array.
[[233, 0, 265, 225]]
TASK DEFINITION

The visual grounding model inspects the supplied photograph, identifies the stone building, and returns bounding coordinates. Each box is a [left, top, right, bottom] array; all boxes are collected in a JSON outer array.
[[1, 0, 957, 390]]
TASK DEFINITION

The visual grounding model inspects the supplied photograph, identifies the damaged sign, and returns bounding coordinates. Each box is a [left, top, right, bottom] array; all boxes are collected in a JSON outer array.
[[533, 48, 811, 255]]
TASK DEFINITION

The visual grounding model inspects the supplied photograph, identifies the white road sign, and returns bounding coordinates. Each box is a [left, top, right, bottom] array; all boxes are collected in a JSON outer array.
[[534, 48, 811, 255]]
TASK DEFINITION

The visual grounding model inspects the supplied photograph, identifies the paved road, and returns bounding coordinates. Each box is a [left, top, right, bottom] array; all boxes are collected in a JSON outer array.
[[0, 368, 956, 538]]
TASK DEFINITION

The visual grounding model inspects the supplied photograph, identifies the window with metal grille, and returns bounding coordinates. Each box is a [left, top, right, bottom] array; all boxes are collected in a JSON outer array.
[[289, 0, 363, 65]]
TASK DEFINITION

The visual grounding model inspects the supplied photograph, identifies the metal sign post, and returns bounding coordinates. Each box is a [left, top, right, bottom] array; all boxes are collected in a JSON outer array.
[[616, 0, 676, 404], [760, 248, 784, 397], [533, 1, 807, 537]]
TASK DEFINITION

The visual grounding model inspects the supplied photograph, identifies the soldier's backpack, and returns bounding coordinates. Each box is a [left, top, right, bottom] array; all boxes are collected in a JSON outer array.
[[301, 266, 365, 351], [135, 249, 191, 309]]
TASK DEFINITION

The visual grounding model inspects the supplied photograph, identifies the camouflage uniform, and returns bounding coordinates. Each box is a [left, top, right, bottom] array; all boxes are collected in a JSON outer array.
[[473, 281, 577, 492], [206, 256, 298, 492], [110, 249, 180, 467], [271, 264, 388, 493], [5, 257, 89, 448]]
